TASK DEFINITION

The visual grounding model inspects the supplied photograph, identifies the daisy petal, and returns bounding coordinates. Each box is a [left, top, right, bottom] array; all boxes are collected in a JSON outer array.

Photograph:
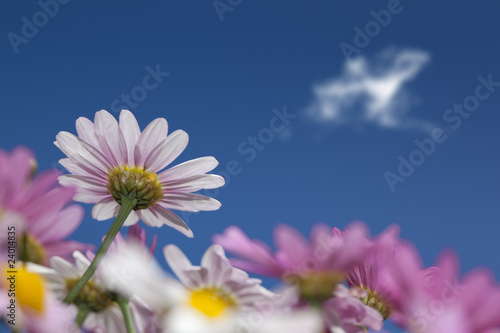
[[149, 205, 193, 237], [94, 110, 127, 166], [58, 174, 109, 195], [76, 117, 100, 148], [162, 174, 225, 192], [123, 210, 140, 226], [74, 192, 110, 204], [160, 193, 221, 212], [159, 156, 219, 181], [8, 147, 34, 198], [163, 244, 197, 287], [56, 132, 111, 178], [144, 130, 188, 172], [35, 205, 84, 243], [274, 224, 311, 263], [140, 209, 164, 227], [119, 110, 141, 165], [91, 197, 119, 221], [200, 244, 233, 287], [59, 158, 107, 182], [134, 118, 168, 168]]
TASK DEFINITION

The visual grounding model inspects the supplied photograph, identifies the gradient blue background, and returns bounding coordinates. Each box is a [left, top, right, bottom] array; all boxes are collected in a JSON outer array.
[[1, 1, 500, 332]]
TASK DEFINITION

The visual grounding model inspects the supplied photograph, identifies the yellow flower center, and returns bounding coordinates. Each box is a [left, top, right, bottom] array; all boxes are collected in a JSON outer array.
[[359, 287, 392, 320], [189, 288, 235, 317], [107, 165, 163, 210], [65, 278, 116, 312], [284, 271, 345, 303], [18, 233, 47, 265], [2, 266, 46, 314]]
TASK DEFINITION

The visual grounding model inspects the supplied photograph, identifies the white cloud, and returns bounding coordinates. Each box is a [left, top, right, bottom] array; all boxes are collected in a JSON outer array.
[[306, 48, 432, 131]]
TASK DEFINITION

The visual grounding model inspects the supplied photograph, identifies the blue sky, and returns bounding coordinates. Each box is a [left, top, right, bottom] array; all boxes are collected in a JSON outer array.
[[1, 1, 500, 331]]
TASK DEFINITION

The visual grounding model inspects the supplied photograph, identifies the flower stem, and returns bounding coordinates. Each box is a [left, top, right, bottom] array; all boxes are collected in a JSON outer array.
[[117, 296, 136, 333], [63, 195, 137, 304], [76, 306, 90, 327], [21, 232, 28, 264]]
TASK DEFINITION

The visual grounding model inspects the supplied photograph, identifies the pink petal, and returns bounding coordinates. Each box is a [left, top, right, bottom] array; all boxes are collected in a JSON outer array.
[[331, 223, 369, 271], [76, 116, 100, 148], [274, 224, 311, 265], [24, 187, 75, 222], [159, 156, 219, 181], [160, 193, 221, 212], [162, 174, 225, 192], [56, 132, 111, 178], [74, 192, 110, 204], [134, 118, 168, 168], [144, 130, 188, 172], [6, 147, 34, 203], [94, 110, 127, 166], [119, 110, 141, 165], [58, 174, 109, 195], [59, 158, 107, 182], [44, 240, 94, 262], [148, 205, 192, 237], [213, 226, 278, 267], [228, 258, 284, 277], [200, 244, 233, 286], [35, 205, 84, 243], [13, 169, 59, 206]]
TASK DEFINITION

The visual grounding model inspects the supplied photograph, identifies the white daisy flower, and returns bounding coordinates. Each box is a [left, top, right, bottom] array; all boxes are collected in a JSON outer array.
[[103, 243, 282, 333], [55, 109, 225, 237], [161, 244, 276, 333], [0, 263, 78, 333], [34, 251, 157, 333]]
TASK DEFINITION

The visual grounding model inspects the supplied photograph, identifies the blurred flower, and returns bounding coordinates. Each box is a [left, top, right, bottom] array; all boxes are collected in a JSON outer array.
[[345, 225, 403, 320], [214, 223, 369, 302], [323, 285, 383, 333], [36, 251, 157, 333], [0, 264, 78, 333], [90, 224, 158, 261], [120, 223, 158, 256], [0, 146, 91, 265], [387, 245, 500, 333], [251, 308, 323, 333], [55, 109, 225, 237], [418, 251, 500, 333], [243, 286, 323, 333], [161, 244, 276, 333], [104, 243, 281, 333]]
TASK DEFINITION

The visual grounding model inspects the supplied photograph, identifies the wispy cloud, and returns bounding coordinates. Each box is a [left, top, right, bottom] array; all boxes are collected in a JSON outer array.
[[306, 48, 432, 132]]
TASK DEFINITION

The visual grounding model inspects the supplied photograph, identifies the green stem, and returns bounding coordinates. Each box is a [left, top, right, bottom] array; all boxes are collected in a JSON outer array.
[[21, 232, 28, 264], [117, 296, 136, 333], [63, 196, 137, 304], [75, 306, 90, 327]]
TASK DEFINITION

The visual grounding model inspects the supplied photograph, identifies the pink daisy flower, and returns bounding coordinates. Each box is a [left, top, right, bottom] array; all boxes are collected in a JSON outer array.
[[88, 224, 157, 261], [387, 245, 500, 333], [55, 109, 225, 237], [110, 224, 157, 257], [417, 251, 500, 333], [345, 225, 403, 320], [213, 223, 369, 302], [0, 146, 91, 265]]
